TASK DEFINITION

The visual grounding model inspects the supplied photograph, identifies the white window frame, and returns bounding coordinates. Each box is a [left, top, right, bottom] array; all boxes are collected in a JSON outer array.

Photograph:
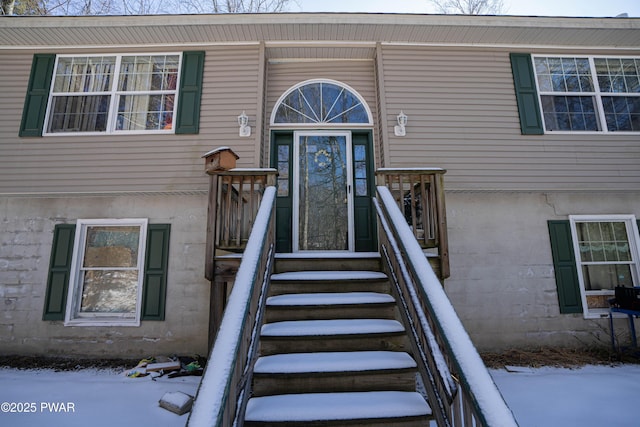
[[270, 79, 373, 128], [532, 55, 640, 134], [44, 53, 182, 136], [64, 219, 148, 327], [569, 215, 640, 318]]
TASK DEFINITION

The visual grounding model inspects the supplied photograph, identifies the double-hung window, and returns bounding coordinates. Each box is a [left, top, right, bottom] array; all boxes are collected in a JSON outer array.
[[21, 51, 204, 137], [533, 56, 640, 132], [46, 54, 180, 134], [65, 219, 147, 326], [43, 221, 170, 325], [549, 216, 640, 317], [570, 215, 640, 317]]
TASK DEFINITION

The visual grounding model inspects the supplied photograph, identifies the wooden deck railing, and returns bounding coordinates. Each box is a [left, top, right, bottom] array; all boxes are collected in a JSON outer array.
[[203, 168, 278, 350], [204, 168, 278, 280], [376, 168, 449, 279]]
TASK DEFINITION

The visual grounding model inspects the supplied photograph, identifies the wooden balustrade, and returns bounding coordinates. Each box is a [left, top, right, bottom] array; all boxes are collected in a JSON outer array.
[[376, 168, 449, 279], [203, 168, 278, 350], [204, 168, 278, 281]]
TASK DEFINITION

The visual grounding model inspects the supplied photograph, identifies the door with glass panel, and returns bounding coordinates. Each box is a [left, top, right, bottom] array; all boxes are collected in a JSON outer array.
[[272, 130, 375, 253], [293, 131, 353, 251]]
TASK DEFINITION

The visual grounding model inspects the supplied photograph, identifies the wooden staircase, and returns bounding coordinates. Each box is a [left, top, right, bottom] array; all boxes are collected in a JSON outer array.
[[244, 255, 433, 426]]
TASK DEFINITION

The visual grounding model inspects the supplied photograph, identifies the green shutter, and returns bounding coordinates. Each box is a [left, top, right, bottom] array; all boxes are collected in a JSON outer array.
[[175, 51, 205, 134], [43, 224, 75, 321], [20, 54, 56, 137], [141, 224, 171, 320], [510, 53, 544, 135], [548, 220, 583, 314]]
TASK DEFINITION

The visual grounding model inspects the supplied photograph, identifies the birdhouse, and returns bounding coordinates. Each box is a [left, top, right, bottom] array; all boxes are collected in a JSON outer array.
[[202, 147, 239, 174]]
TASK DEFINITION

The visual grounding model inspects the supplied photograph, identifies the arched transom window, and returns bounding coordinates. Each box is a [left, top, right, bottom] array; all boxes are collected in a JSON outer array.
[[272, 80, 372, 125]]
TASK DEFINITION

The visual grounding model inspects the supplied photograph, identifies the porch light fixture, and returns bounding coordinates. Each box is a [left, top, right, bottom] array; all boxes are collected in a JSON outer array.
[[394, 111, 407, 137], [238, 111, 251, 137]]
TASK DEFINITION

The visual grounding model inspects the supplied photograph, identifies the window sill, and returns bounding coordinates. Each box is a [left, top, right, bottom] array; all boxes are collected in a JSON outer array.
[[583, 309, 612, 319], [64, 318, 140, 327], [582, 309, 639, 320], [43, 129, 176, 137]]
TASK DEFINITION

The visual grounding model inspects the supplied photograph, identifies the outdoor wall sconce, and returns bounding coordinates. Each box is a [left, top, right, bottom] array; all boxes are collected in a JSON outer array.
[[238, 111, 251, 137], [394, 111, 407, 137]]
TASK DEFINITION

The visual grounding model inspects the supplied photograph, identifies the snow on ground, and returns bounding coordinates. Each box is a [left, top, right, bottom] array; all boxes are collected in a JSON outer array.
[[0, 368, 200, 427], [490, 364, 640, 427], [1, 363, 640, 426]]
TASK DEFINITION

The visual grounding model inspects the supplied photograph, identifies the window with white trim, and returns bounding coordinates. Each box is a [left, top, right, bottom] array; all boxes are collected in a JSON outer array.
[[46, 54, 180, 134], [569, 215, 640, 317], [65, 219, 147, 326], [271, 80, 372, 125], [533, 56, 640, 132]]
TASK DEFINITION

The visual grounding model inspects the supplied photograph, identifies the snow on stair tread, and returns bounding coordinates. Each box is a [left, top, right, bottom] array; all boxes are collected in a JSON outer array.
[[266, 292, 394, 306], [261, 319, 404, 337], [254, 351, 417, 374], [270, 270, 388, 281], [245, 391, 431, 422]]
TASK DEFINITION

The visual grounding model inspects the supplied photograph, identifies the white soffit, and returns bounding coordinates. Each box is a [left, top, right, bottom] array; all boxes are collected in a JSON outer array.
[[1, 13, 639, 50]]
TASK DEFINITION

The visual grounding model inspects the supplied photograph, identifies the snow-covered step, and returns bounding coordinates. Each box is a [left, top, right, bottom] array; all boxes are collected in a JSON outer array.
[[271, 270, 388, 282], [267, 292, 395, 306], [273, 252, 382, 274], [269, 270, 390, 295], [262, 318, 404, 336], [252, 351, 418, 395], [265, 292, 397, 322], [244, 391, 432, 426], [255, 350, 416, 374], [260, 319, 408, 355]]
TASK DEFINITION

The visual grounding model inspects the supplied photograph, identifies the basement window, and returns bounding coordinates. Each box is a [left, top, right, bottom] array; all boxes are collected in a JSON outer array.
[[65, 219, 147, 326], [569, 215, 640, 318]]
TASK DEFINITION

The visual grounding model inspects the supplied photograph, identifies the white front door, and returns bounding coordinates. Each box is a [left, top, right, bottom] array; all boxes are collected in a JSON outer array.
[[293, 131, 354, 252]]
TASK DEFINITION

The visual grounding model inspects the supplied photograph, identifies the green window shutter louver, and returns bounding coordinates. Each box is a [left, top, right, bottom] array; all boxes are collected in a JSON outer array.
[[510, 53, 544, 135], [43, 224, 76, 320], [141, 224, 171, 321], [20, 54, 56, 137], [175, 51, 205, 134], [548, 220, 583, 314]]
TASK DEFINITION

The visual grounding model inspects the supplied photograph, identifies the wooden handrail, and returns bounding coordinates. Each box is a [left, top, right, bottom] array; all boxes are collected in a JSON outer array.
[[375, 186, 518, 427], [188, 186, 276, 427]]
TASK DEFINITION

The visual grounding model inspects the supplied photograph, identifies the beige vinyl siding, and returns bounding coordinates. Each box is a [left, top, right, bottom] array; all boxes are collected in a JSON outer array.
[[200, 45, 263, 169], [380, 45, 640, 192], [0, 45, 262, 195], [0, 52, 32, 142], [264, 59, 378, 166]]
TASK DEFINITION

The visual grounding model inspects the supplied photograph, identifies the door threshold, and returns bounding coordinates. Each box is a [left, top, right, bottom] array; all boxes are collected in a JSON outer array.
[[275, 252, 380, 259]]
